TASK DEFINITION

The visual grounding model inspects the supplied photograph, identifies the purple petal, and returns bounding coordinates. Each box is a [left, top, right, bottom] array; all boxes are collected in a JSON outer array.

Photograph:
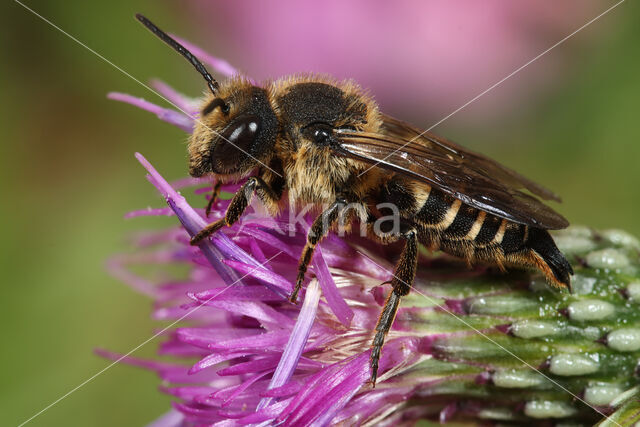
[[124, 207, 175, 218], [194, 300, 294, 329], [313, 245, 354, 327], [136, 153, 242, 287], [108, 93, 193, 132], [145, 409, 184, 427], [238, 227, 299, 258], [217, 355, 281, 376], [333, 388, 410, 424], [177, 327, 259, 349], [258, 279, 321, 410], [208, 330, 290, 352], [236, 399, 292, 425], [260, 381, 303, 398], [105, 256, 158, 297], [150, 79, 199, 115], [278, 352, 370, 425], [216, 371, 271, 406], [248, 238, 268, 266], [189, 351, 252, 374], [96, 349, 219, 383], [171, 35, 239, 78], [223, 260, 292, 293], [158, 340, 209, 358], [161, 385, 215, 401], [189, 285, 282, 304]]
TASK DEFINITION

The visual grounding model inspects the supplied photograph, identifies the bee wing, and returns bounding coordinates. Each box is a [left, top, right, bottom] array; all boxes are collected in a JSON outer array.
[[335, 114, 569, 229]]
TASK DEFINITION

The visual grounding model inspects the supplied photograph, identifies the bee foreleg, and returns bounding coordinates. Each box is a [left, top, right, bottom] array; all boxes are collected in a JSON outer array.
[[370, 225, 417, 386], [191, 177, 277, 245], [290, 199, 355, 303], [204, 180, 222, 218]]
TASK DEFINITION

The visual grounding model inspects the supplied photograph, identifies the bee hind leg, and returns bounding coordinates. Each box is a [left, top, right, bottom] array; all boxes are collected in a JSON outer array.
[[290, 199, 356, 303], [191, 177, 277, 245], [370, 225, 417, 386]]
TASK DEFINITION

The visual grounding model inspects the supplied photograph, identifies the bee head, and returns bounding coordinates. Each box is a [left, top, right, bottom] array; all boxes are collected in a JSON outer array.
[[135, 14, 278, 178], [189, 80, 278, 177]]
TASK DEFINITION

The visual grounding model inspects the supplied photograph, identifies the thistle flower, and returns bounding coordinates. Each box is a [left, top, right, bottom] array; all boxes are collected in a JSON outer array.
[[106, 44, 640, 426]]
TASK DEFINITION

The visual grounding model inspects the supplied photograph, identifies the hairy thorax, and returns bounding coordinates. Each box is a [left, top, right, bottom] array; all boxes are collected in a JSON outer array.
[[268, 74, 383, 208]]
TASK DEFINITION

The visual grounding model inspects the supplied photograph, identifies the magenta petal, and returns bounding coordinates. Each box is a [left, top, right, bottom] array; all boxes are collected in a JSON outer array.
[[260, 381, 303, 398], [108, 93, 193, 132], [162, 386, 214, 401], [150, 79, 198, 115], [314, 245, 354, 327], [258, 280, 321, 411], [208, 330, 290, 351], [217, 355, 281, 376], [238, 227, 299, 258], [124, 207, 175, 218], [105, 256, 159, 297], [145, 409, 185, 427], [333, 388, 410, 424], [189, 286, 282, 304], [236, 399, 292, 425], [217, 371, 271, 406], [189, 351, 251, 374], [248, 238, 268, 266], [177, 327, 259, 349], [223, 259, 292, 293], [136, 153, 243, 287], [199, 300, 294, 329], [277, 352, 369, 424]]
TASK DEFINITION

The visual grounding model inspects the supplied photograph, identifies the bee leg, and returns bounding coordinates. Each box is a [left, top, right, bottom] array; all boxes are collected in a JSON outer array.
[[290, 199, 349, 303], [191, 177, 277, 245], [204, 180, 222, 218], [370, 225, 418, 386]]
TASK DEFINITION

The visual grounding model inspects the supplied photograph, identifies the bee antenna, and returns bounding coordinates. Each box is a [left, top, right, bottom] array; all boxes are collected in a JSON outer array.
[[135, 14, 219, 95]]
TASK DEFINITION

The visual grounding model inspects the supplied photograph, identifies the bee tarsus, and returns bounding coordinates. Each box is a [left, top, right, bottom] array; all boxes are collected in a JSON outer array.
[[204, 180, 222, 218]]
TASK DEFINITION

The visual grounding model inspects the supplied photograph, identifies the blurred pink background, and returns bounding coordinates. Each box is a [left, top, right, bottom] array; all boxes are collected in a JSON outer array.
[[186, 0, 599, 123]]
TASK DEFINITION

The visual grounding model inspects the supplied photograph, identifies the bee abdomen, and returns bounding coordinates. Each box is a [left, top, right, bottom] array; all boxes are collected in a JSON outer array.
[[412, 190, 572, 289], [524, 227, 574, 288]]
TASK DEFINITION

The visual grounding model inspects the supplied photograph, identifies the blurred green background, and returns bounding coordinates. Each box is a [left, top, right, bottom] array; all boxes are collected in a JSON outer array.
[[2, 1, 639, 426]]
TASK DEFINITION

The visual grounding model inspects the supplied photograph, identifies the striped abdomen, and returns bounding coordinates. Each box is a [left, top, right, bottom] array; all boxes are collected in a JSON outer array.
[[385, 181, 573, 288]]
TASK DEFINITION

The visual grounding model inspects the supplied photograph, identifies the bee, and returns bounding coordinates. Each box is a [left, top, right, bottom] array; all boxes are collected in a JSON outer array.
[[136, 15, 573, 385]]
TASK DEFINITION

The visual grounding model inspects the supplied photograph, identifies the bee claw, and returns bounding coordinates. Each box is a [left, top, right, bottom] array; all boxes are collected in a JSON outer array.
[[288, 289, 299, 304]]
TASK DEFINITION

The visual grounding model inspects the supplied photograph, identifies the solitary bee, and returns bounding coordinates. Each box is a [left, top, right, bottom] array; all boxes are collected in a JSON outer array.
[[136, 15, 573, 385]]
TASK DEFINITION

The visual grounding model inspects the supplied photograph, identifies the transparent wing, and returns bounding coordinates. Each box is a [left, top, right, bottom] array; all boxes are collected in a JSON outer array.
[[335, 114, 568, 229]]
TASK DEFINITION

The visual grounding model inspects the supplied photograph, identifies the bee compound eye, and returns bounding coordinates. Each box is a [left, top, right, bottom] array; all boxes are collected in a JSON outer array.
[[211, 115, 262, 174]]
